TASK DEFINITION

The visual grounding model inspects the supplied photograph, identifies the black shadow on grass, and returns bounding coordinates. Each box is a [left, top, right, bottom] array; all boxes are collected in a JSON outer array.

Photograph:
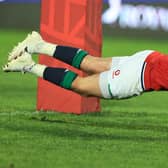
[[31, 116, 168, 134], [1, 119, 168, 143]]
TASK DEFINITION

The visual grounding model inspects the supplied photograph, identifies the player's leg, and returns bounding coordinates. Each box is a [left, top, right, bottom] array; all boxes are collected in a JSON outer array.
[[41, 66, 103, 97], [8, 31, 112, 74], [80, 56, 112, 74], [46, 44, 112, 74], [71, 74, 101, 97], [3, 52, 110, 98]]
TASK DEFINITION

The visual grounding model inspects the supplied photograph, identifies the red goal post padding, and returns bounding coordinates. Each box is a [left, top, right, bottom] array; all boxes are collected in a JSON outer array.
[[37, 0, 102, 114]]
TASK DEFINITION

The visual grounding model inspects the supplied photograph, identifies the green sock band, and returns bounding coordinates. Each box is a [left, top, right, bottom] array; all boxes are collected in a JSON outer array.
[[72, 50, 88, 69], [60, 71, 77, 89]]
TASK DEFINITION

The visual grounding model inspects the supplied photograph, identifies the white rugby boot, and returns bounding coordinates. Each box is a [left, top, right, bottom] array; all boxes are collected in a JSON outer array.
[[3, 52, 35, 73], [8, 31, 44, 61]]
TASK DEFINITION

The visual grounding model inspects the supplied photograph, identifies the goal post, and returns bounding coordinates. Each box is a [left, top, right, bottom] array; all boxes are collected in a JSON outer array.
[[37, 0, 102, 114]]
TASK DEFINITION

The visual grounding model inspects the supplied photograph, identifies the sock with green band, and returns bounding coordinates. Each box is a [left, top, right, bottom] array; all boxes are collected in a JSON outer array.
[[53, 46, 88, 69], [43, 67, 77, 90]]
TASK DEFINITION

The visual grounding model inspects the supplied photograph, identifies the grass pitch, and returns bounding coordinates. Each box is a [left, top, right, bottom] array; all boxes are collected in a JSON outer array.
[[1, 30, 168, 168]]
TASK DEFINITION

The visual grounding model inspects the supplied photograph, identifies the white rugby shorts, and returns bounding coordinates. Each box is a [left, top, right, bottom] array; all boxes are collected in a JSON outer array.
[[99, 50, 154, 99]]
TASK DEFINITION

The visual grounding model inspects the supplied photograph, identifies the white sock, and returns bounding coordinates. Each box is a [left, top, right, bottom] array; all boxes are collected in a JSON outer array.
[[28, 64, 47, 77], [35, 41, 56, 57]]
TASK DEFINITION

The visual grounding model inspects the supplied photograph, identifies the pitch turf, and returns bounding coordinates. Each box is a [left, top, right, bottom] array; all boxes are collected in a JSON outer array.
[[1, 29, 168, 168]]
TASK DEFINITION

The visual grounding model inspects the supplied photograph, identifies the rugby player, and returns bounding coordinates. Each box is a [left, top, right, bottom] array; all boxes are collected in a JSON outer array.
[[3, 31, 168, 99]]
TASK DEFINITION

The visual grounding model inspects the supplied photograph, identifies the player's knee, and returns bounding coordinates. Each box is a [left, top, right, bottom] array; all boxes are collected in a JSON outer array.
[[74, 84, 91, 97], [72, 78, 91, 97]]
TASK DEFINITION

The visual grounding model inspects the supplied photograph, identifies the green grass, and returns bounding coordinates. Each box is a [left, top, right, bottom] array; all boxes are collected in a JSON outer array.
[[1, 29, 168, 168]]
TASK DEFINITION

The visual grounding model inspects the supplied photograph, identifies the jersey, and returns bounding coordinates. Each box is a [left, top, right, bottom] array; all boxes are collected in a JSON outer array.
[[143, 51, 168, 91]]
